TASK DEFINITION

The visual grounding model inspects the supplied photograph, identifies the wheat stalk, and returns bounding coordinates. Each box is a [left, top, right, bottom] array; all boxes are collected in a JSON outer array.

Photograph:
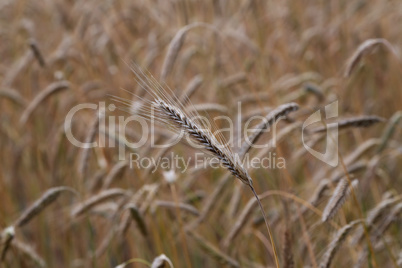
[[122, 65, 280, 267]]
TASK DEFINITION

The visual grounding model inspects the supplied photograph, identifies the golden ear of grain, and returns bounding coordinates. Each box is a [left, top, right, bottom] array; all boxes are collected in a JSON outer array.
[[154, 98, 252, 186], [15, 186, 77, 227], [344, 38, 398, 77], [322, 179, 358, 222]]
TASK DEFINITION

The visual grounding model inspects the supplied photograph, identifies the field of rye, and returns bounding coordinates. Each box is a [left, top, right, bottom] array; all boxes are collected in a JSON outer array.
[[0, 0, 402, 267]]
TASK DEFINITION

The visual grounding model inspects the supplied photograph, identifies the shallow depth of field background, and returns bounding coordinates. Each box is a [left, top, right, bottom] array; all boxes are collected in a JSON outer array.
[[0, 0, 401, 267]]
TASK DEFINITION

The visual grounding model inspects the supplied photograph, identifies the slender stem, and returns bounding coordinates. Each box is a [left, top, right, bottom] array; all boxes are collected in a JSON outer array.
[[249, 185, 280, 268]]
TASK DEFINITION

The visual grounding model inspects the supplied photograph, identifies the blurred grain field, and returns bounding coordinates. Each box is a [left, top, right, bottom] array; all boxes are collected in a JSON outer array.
[[0, 0, 402, 267]]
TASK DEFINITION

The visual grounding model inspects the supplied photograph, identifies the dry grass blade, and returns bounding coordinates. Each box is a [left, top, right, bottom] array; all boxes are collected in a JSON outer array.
[[125, 204, 148, 237], [188, 231, 240, 267], [322, 179, 358, 222], [344, 38, 398, 77], [71, 188, 127, 218], [239, 102, 299, 157], [319, 220, 363, 268], [19, 81, 70, 125], [313, 116, 385, 133], [16, 186, 76, 227], [151, 254, 174, 268]]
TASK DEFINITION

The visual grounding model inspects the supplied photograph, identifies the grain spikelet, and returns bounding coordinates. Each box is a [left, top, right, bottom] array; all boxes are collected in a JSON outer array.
[[313, 115, 385, 133], [239, 102, 299, 157], [161, 22, 211, 80], [319, 220, 363, 268], [153, 98, 252, 186], [19, 81, 70, 125], [122, 65, 280, 267], [16, 186, 76, 227], [344, 38, 397, 77], [352, 196, 400, 245], [372, 202, 402, 242], [322, 179, 358, 222], [71, 188, 126, 217]]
